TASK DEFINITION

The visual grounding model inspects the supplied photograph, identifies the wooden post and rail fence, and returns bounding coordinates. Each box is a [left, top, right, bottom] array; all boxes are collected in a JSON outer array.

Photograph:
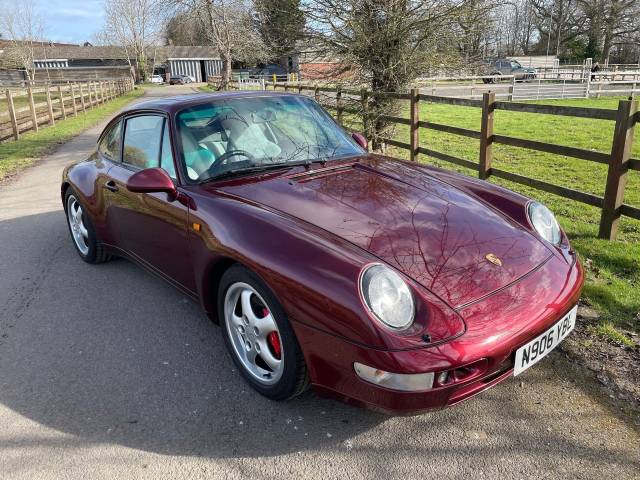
[[0, 78, 135, 144], [229, 80, 638, 241]]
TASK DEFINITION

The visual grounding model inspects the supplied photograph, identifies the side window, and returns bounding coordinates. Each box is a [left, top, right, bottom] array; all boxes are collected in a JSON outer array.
[[160, 122, 176, 179], [123, 115, 164, 169], [98, 121, 121, 160]]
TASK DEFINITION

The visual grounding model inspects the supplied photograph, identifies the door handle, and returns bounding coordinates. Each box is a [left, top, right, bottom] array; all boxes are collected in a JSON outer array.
[[104, 180, 119, 192]]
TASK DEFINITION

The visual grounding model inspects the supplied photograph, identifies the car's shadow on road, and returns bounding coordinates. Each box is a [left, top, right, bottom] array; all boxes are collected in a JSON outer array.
[[0, 211, 389, 458], [1, 212, 639, 469]]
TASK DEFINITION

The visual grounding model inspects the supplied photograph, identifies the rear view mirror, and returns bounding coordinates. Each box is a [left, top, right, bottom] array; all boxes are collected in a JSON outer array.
[[126, 168, 177, 201], [352, 132, 368, 151]]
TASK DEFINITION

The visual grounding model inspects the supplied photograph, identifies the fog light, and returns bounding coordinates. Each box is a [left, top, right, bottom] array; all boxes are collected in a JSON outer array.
[[354, 362, 434, 392]]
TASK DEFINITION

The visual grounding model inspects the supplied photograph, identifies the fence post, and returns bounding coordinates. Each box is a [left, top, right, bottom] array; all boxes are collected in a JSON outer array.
[[5, 89, 19, 141], [27, 86, 39, 132], [336, 85, 343, 124], [509, 76, 515, 101], [598, 99, 638, 240], [361, 88, 369, 142], [99, 81, 105, 103], [45, 85, 55, 125], [479, 91, 495, 180], [88, 83, 94, 108], [57, 85, 66, 120], [70, 84, 78, 116], [79, 83, 86, 111], [314, 85, 320, 103], [410, 88, 420, 162]]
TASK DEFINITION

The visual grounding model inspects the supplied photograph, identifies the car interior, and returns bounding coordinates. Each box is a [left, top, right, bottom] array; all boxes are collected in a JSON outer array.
[[176, 97, 360, 182]]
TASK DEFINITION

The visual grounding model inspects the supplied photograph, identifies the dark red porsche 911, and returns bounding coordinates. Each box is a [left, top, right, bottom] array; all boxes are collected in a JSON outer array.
[[61, 91, 583, 414]]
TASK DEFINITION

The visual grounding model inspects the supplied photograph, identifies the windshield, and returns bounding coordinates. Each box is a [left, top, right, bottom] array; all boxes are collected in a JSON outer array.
[[510, 61, 522, 68], [175, 95, 364, 182]]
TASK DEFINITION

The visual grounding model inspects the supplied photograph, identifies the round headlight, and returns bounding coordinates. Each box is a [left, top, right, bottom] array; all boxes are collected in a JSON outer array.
[[359, 264, 414, 330], [528, 201, 561, 245]]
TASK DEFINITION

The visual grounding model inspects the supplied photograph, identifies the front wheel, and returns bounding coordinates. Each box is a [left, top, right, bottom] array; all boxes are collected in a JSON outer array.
[[65, 188, 111, 264], [218, 265, 309, 400]]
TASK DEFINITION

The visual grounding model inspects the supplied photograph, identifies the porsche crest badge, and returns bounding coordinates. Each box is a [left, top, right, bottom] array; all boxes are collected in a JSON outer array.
[[485, 253, 502, 267]]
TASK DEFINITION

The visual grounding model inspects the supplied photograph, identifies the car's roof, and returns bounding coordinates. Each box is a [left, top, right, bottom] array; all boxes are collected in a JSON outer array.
[[123, 91, 300, 115]]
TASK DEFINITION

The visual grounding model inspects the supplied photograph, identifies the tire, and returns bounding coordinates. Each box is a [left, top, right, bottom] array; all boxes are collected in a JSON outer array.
[[218, 264, 310, 400], [64, 187, 112, 264]]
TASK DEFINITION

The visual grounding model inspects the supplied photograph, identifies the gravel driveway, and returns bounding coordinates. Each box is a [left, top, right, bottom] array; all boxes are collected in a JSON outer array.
[[0, 85, 638, 480]]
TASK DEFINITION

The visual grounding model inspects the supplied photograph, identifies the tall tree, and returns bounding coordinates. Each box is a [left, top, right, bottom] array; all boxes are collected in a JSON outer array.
[[578, 0, 640, 63], [169, 1, 265, 88], [0, 0, 45, 80], [99, 0, 166, 82], [254, 0, 305, 60], [305, 0, 468, 147]]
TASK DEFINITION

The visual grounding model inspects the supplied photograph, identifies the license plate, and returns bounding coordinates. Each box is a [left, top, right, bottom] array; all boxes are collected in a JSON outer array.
[[514, 305, 577, 376]]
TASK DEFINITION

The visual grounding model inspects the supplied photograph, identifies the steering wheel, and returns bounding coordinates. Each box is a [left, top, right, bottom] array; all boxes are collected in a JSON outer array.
[[209, 149, 256, 171]]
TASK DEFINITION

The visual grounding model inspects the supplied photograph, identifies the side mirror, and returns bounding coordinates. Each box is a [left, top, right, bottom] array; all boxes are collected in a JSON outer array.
[[352, 132, 368, 151], [126, 167, 177, 201]]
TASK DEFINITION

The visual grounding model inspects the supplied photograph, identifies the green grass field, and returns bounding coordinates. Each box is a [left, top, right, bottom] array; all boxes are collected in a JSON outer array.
[[0, 89, 144, 179], [356, 96, 639, 344]]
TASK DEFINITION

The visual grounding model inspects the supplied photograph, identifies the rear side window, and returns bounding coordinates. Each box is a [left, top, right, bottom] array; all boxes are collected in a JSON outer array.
[[98, 121, 121, 160], [123, 115, 164, 169]]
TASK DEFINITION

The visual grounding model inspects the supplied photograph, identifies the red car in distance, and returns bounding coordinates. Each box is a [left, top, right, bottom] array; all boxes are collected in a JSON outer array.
[[61, 92, 583, 414]]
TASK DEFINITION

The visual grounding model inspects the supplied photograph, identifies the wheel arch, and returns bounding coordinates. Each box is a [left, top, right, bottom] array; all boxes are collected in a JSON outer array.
[[201, 256, 240, 323], [61, 181, 71, 209]]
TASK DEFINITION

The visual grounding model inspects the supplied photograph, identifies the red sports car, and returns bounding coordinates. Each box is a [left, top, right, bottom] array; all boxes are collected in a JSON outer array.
[[61, 92, 584, 414]]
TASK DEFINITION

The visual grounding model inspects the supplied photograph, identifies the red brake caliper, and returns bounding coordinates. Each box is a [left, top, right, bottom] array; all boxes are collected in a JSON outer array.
[[264, 308, 282, 359]]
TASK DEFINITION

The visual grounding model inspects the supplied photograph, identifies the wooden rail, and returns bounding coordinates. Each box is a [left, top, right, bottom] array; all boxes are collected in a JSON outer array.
[[241, 80, 640, 241], [0, 79, 134, 143]]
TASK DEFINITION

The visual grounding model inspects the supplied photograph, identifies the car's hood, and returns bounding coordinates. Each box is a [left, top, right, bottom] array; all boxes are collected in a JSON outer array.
[[215, 157, 551, 309]]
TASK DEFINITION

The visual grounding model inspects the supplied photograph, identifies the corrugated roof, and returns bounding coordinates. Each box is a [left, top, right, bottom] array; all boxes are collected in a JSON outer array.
[[27, 45, 220, 62]]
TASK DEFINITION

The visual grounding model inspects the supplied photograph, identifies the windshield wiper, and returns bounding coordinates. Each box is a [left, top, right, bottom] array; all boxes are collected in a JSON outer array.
[[206, 162, 300, 182], [204, 159, 332, 183]]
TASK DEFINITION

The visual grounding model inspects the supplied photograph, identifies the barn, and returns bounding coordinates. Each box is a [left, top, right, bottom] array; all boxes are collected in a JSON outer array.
[[22, 45, 222, 83]]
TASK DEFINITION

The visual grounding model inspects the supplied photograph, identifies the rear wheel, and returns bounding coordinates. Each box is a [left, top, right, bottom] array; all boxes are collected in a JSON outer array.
[[218, 265, 309, 400], [65, 188, 111, 264]]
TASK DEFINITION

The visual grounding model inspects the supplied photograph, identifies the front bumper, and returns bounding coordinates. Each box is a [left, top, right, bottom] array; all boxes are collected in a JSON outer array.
[[295, 254, 584, 415]]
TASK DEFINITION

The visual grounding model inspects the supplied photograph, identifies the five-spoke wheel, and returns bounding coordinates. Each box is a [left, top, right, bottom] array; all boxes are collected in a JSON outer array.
[[67, 194, 89, 256], [224, 282, 284, 385], [218, 265, 309, 400], [64, 187, 111, 264]]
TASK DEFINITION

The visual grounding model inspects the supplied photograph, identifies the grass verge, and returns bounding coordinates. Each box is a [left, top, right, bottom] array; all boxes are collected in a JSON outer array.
[[0, 88, 144, 180]]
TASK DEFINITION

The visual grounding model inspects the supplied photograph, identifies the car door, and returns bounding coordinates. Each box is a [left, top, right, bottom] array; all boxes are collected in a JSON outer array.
[[91, 119, 122, 245], [105, 113, 196, 295]]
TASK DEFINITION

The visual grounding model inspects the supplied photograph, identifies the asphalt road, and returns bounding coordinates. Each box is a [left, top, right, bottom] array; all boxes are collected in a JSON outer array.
[[0, 86, 638, 480]]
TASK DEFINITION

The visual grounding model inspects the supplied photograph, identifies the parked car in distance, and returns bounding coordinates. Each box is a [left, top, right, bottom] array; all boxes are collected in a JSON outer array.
[[169, 74, 195, 85], [150, 74, 164, 84], [61, 91, 583, 414], [482, 58, 537, 83]]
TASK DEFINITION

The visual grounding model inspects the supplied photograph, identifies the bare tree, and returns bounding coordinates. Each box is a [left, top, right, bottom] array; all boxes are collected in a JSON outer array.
[[578, 0, 640, 63], [0, 0, 45, 81], [99, 0, 166, 82], [305, 0, 469, 148], [170, 0, 265, 88], [530, 0, 583, 58]]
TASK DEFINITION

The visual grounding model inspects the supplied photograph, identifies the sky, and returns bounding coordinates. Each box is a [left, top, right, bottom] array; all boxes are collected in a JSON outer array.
[[35, 0, 105, 44]]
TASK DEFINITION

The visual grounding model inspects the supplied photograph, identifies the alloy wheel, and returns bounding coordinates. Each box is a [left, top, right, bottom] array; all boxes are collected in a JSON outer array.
[[67, 195, 89, 255], [224, 282, 284, 385]]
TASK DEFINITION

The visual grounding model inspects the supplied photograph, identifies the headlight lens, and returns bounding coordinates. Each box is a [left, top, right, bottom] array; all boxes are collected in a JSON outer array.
[[360, 264, 414, 329], [528, 202, 561, 245]]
